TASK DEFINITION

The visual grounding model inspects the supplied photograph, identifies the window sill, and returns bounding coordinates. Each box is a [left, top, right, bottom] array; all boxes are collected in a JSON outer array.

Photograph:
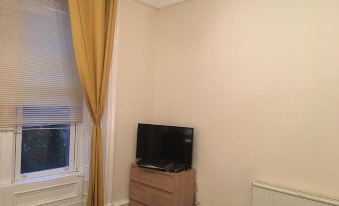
[[0, 171, 84, 188], [0, 128, 14, 132]]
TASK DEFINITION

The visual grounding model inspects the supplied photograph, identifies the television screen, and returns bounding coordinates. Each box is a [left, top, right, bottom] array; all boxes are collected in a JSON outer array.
[[136, 123, 193, 166]]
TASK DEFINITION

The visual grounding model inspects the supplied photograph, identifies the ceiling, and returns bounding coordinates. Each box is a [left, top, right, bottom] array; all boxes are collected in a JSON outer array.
[[134, 0, 191, 9]]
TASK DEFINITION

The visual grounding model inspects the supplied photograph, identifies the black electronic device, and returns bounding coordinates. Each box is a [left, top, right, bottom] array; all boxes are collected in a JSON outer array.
[[172, 163, 186, 173], [137, 159, 174, 172], [136, 123, 193, 171]]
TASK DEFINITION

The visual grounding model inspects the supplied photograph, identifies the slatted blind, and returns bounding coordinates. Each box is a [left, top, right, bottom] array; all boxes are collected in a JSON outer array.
[[0, 0, 82, 127]]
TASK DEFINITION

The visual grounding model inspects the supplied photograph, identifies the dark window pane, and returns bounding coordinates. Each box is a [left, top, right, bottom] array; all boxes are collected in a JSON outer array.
[[21, 124, 71, 174]]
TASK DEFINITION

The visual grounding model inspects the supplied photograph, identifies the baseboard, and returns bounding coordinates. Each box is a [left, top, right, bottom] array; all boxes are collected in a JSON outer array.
[[82, 199, 129, 206], [63, 200, 84, 206]]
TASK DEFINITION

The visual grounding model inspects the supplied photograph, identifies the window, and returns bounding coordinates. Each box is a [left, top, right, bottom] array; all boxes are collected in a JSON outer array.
[[15, 124, 77, 180], [0, 0, 83, 180]]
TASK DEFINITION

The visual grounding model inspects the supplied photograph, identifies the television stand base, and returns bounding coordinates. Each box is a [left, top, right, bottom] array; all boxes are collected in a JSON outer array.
[[137, 159, 174, 172]]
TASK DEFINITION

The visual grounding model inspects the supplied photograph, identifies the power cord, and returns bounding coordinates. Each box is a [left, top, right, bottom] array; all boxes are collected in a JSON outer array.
[[193, 182, 200, 206]]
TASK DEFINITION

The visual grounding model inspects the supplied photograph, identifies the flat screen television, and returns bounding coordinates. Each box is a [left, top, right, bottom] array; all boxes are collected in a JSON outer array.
[[136, 123, 193, 168]]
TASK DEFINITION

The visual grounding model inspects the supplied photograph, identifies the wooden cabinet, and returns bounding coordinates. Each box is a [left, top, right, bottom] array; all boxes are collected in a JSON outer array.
[[129, 164, 196, 206]]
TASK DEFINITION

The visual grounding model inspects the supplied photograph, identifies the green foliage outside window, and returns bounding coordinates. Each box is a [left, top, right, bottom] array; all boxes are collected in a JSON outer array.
[[21, 124, 70, 174]]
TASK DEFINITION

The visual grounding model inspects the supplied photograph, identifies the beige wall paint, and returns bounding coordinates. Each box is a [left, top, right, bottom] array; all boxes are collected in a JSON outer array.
[[113, 0, 157, 201], [153, 0, 339, 205], [113, 0, 339, 205]]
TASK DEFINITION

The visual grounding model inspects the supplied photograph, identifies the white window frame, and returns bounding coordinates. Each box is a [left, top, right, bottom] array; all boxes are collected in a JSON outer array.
[[14, 124, 77, 181]]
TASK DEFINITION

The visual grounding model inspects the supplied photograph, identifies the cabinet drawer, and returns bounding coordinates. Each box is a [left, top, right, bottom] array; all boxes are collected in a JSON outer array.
[[130, 181, 173, 206], [130, 166, 174, 192]]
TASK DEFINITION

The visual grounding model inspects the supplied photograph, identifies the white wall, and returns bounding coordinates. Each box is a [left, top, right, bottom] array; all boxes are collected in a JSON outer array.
[[112, 0, 157, 202], [153, 0, 339, 205], [0, 174, 84, 206]]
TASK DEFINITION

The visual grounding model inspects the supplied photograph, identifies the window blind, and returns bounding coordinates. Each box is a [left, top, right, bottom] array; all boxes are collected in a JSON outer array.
[[0, 0, 82, 127]]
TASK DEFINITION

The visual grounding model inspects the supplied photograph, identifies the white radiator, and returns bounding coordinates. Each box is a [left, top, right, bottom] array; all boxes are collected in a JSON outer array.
[[252, 181, 339, 206]]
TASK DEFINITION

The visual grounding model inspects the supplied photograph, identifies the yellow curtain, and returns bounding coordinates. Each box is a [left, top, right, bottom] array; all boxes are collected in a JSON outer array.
[[68, 0, 117, 206]]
